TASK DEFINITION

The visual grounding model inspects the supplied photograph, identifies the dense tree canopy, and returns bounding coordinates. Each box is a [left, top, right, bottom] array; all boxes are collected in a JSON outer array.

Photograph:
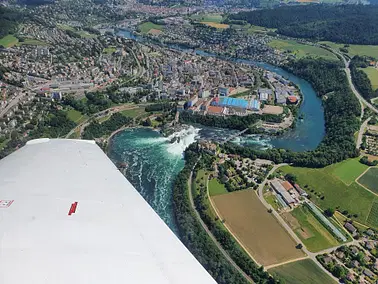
[[230, 5, 378, 44], [0, 7, 22, 38], [350, 56, 378, 100]]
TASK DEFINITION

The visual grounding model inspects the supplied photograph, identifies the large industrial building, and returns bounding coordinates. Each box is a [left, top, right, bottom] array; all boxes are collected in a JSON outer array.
[[211, 97, 261, 111], [0, 139, 216, 284]]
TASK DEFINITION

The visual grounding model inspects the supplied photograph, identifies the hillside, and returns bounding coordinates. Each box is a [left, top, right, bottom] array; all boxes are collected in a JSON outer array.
[[230, 5, 378, 45]]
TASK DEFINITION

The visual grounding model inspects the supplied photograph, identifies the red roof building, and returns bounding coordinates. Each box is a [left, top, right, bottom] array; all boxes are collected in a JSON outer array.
[[287, 96, 298, 104]]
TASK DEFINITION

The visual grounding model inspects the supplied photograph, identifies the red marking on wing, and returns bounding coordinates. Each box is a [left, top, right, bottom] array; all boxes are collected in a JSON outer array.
[[68, 202, 78, 216]]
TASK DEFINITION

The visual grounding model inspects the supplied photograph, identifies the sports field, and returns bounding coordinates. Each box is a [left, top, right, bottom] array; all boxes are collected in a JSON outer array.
[[138, 22, 163, 34], [212, 189, 305, 266], [191, 13, 223, 23], [269, 259, 336, 284], [282, 206, 340, 252], [208, 178, 227, 196], [268, 39, 337, 61], [358, 167, 378, 194], [279, 164, 378, 228], [320, 41, 378, 59], [120, 107, 146, 118], [361, 67, 378, 91], [328, 157, 368, 185], [0, 35, 18, 48]]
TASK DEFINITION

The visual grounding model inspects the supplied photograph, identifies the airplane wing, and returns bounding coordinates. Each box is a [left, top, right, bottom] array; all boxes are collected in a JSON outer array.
[[0, 138, 216, 284]]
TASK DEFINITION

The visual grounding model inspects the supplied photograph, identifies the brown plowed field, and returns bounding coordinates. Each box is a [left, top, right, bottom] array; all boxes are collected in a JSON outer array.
[[212, 190, 305, 266]]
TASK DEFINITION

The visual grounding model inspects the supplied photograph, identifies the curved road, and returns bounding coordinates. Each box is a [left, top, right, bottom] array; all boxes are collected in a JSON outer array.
[[188, 162, 254, 284], [356, 117, 371, 149], [322, 45, 378, 116]]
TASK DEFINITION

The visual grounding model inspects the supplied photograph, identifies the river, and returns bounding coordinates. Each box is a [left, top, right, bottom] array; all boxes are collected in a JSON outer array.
[[108, 29, 325, 231]]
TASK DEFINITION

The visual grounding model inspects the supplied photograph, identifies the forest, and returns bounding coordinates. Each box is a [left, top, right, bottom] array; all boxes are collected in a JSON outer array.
[[172, 144, 278, 284], [350, 56, 378, 100], [0, 7, 22, 39], [224, 58, 360, 168], [180, 111, 282, 131], [82, 113, 132, 139], [229, 5, 378, 45]]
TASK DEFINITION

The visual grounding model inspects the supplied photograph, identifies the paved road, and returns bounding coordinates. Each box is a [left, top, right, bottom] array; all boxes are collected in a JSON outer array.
[[356, 117, 371, 149], [324, 46, 378, 116], [257, 164, 340, 282], [188, 162, 254, 284], [0, 93, 26, 118]]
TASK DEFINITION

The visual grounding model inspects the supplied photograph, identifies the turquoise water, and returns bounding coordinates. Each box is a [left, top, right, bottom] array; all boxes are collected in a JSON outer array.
[[108, 127, 199, 231]]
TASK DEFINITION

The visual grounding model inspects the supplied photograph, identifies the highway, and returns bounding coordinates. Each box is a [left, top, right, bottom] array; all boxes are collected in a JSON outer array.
[[320, 45, 378, 116], [0, 93, 27, 118]]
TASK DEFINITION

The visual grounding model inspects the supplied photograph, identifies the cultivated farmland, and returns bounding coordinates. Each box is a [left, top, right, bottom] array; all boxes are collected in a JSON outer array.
[[269, 259, 336, 284], [279, 165, 378, 228], [268, 39, 338, 61], [367, 202, 378, 228], [282, 205, 340, 252], [212, 190, 305, 266], [201, 22, 229, 29], [358, 167, 378, 194], [328, 157, 368, 185]]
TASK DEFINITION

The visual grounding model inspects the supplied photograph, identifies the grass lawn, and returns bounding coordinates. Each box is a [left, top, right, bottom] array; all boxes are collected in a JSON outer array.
[[120, 108, 146, 118], [320, 41, 378, 59], [191, 13, 223, 23], [264, 192, 282, 211], [360, 67, 378, 91], [284, 206, 340, 252], [269, 39, 337, 61], [270, 259, 336, 284], [103, 46, 117, 54], [280, 164, 378, 228], [208, 178, 228, 196], [358, 167, 378, 194], [57, 24, 75, 31], [201, 22, 229, 29], [17, 38, 48, 46], [246, 25, 276, 34], [0, 35, 18, 48], [327, 157, 368, 185], [138, 22, 164, 34], [66, 109, 87, 124]]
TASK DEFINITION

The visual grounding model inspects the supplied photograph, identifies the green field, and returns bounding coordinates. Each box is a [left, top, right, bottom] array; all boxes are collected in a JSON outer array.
[[320, 41, 378, 59], [358, 167, 378, 194], [328, 158, 368, 185], [367, 202, 378, 228], [0, 35, 18, 48], [190, 13, 223, 23], [287, 206, 340, 252], [138, 22, 164, 34], [120, 108, 146, 118], [270, 259, 336, 284], [103, 46, 117, 54], [280, 164, 378, 228], [66, 109, 87, 124], [269, 39, 337, 61], [208, 178, 228, 196], [361, 67, 378, 91]]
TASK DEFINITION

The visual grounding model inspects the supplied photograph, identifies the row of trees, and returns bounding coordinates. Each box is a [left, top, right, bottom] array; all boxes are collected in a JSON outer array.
[[172, 145, 250, 284], [224, 58, 361, 168], [173, 145, 279, 283], [179, 111, 282, 131], [230, 5, 378, 45], [82, 113, 132, 139], [350, 56, 378, 100]]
